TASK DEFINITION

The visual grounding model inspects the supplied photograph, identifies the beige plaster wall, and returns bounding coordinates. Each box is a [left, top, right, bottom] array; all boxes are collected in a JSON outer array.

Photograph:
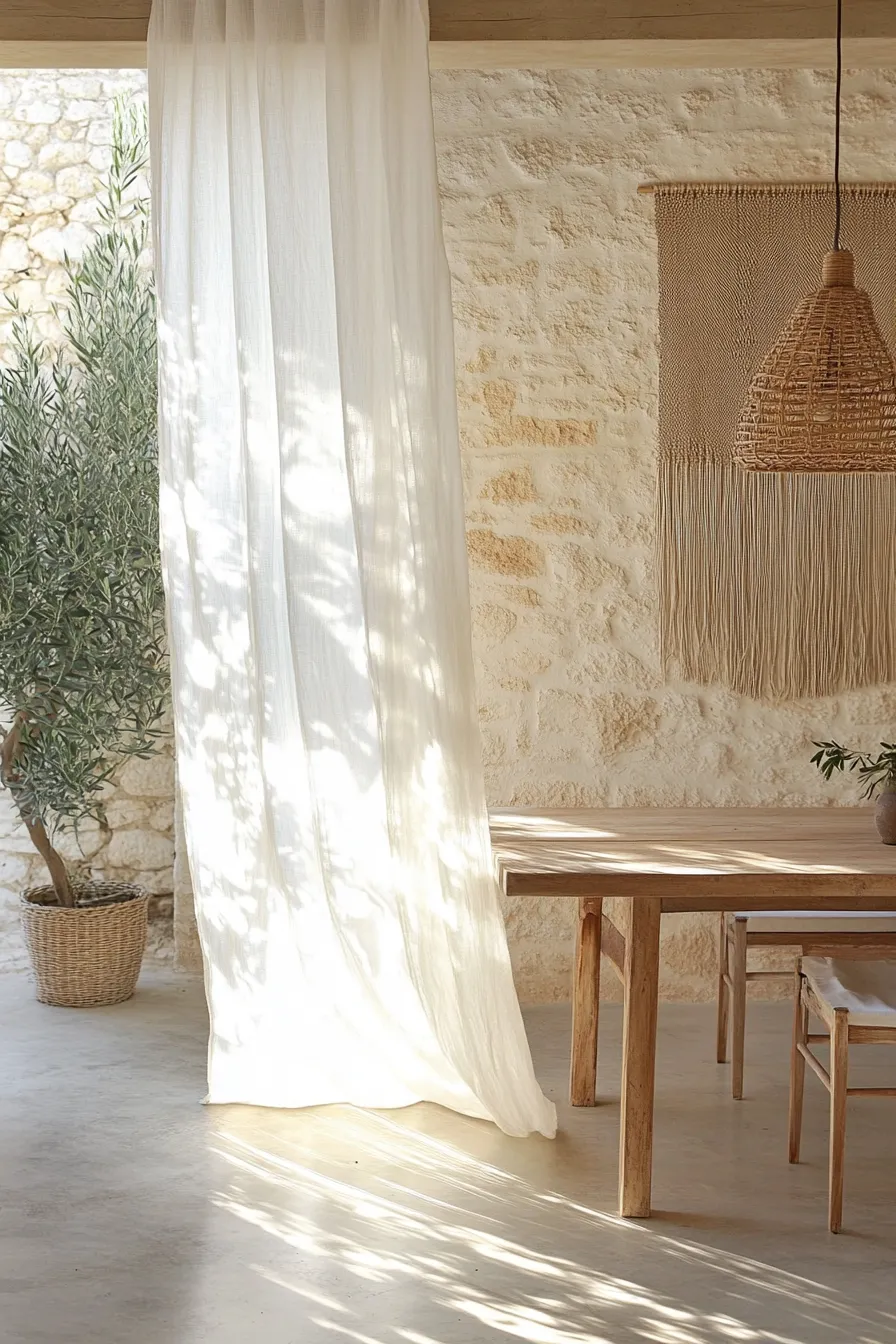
[[431, 64, 896, 1001]]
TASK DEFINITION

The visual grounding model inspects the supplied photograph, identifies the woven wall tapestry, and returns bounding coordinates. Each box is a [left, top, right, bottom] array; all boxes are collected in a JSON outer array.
[[656, 183, 896, 700]]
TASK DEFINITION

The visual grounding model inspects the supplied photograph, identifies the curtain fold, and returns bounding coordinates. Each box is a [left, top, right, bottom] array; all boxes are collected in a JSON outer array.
[[147, 0, 556, 1138]]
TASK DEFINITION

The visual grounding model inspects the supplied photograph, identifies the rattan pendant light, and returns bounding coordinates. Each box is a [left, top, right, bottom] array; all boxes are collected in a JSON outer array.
[[734, 0, 896, 473]]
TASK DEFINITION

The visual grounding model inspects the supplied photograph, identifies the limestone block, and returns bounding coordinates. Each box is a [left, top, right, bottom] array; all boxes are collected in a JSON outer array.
[[436, 136, 502, 191], [430, 76, 487, 125], [63, 100, 102, 122], [0, 854, 28, 888], [30, 195, 73, 217], [569, 647, 661, 693], [507, 586, 541, 608], [4, 142, 31, 169], [55, 165, 98, 199], [44, 266, 71, 296], [86, 120, 113, 147], [16, 101, 61, 126], [482, 379, 517, 419], [481, 730, 506, 766], [478, 698, 513, 723], [106, 829, 175, 872], [149, 802, 175, 833], [131, 868, 176, 896], [145, 918, 176, 961], [38, 141, 87, 171], [548, 543, 627, 596], [473, 603, 517, 642], [0, 233, 30, 272], [29, 221, 91, 262], [118, 754, 176, 800], [466, 530, 544, 578], [54, 822, 106, 862], [0, 834, 39, 856], [15, 170, 53, 197], [538, 689, 661, 758], [33, 319, 64, 352], [491, 78, 563, 122], [530, 512, 590, 536], [464, 345, 495, 373], [58, 77, 103, 100], [520, 611, 572, 639], [23, 127, 52, 154], [471, 257, 539, 289], [103, 799, 150, 829], [505, 136, 572, 180], [69, 198, 103, 225], [0, 802, 23, 840], [482, 379, 595, 450]]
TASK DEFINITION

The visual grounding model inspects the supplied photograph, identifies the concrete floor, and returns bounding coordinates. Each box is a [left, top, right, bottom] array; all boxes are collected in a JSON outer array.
[[3, 973, 896, 1344]]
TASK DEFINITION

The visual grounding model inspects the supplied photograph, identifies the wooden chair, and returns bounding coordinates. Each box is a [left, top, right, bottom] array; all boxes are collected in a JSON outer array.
[[716, 910, 896, 1099], [789, 957, 896, 1233]]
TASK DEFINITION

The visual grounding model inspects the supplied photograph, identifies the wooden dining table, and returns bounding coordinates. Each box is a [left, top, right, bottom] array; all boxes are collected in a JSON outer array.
[[489, 806, 896, 1219]]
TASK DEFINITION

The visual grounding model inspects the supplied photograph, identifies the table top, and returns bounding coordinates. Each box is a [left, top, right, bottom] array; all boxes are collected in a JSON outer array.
[[489, 807, 896, 908]]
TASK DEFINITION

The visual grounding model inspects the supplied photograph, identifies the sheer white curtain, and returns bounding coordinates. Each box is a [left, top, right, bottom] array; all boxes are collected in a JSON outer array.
[[147, 0, 556, 1138]]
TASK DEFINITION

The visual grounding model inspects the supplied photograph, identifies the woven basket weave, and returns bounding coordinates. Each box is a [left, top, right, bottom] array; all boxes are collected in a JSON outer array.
[[736, 250, 896, 472], [21, 882, 149, 1007]]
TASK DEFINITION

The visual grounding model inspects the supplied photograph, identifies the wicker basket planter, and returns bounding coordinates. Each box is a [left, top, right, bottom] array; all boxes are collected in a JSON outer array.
[[21, 882, 149, 1007]]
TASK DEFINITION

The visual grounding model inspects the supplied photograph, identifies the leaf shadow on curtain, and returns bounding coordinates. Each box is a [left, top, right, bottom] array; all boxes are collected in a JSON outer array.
[[150, 0, 554, 1136], [159, 321, 549, 1129]]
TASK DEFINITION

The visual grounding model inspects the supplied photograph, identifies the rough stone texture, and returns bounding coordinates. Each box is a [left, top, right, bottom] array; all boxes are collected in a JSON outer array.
[[432, 64, 896, 1003], [0, 70, 174, 971], [8, 67, 896, 1004]]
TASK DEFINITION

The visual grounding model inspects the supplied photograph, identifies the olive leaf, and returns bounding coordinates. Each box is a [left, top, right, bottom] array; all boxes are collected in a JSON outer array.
[[0, 101, 168, 905], [810, 741, 896, 801]]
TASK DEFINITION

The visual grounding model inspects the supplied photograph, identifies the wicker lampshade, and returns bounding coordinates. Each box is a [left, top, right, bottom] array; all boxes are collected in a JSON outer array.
[[735, 249, 896, 472]]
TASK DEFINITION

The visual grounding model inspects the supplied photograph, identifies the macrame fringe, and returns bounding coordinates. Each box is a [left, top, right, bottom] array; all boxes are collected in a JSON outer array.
[[655, 184, 896, 699], [657, 460, 896, 701]]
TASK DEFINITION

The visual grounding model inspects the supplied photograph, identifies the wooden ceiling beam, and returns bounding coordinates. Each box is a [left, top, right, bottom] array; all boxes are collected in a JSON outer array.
[[429, 1, 896, 44], [1, 2, 896, 68], [2, 1, 896, 46]]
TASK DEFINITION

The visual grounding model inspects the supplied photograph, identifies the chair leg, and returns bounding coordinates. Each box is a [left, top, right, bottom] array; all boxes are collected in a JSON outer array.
[[828, 1008, 849, 1234], [788, 968, 807, 1164], [730, 917, 748, 1099], [716, 913, 730, 1064]]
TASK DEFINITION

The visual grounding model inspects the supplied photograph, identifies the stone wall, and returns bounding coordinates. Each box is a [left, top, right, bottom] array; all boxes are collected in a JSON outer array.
[[432, 64, 896, 1001], [0, 70, 174, 970], [3, 66, 896, 999]]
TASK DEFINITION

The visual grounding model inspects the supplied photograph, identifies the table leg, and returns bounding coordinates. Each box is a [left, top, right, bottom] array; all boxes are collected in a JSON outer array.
[[570, 897, 602, 1106], [619, 896, 661, 1218]]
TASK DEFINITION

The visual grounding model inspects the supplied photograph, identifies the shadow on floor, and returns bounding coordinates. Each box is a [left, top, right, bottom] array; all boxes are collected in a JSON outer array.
[[1, 971, 895, 1343]]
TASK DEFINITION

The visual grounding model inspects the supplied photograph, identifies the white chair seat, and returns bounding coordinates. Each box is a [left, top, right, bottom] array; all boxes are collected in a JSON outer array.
[[737, 910, 896, 934], [803, 957, 896, 1027]]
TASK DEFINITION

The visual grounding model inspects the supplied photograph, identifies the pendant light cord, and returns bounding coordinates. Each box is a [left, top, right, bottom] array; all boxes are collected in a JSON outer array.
[[833, 0, 843, 250]]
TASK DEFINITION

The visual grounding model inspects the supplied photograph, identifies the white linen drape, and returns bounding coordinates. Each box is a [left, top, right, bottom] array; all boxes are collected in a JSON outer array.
[[147, 0, 556, 1138]]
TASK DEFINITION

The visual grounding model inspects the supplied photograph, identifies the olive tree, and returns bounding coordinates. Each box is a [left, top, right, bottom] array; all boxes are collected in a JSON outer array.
[[0, 105, 168, 907]]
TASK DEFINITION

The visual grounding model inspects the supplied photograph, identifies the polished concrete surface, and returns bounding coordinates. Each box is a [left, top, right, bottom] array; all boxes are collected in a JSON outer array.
[[2, 970, 896, 1344]]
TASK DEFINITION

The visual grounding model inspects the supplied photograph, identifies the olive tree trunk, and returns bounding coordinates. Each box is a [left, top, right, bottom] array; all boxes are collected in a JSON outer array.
[[0, 718, 75, 908]]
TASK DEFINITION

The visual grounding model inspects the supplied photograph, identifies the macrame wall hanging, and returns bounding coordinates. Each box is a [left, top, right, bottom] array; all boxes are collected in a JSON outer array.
[[654, 183, 896, 701]]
